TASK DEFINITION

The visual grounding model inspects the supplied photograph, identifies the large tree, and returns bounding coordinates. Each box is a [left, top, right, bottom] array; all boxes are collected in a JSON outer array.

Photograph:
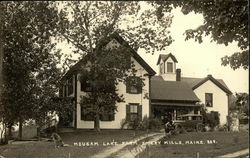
[[150, 0, 249, 70], [58, 1, 173, 131], [0, 1, 65, 140]]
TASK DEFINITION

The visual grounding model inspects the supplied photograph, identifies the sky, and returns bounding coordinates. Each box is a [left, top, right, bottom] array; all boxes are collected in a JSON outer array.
[[136, 7, 248, 94], [57, 4, 248, 94]]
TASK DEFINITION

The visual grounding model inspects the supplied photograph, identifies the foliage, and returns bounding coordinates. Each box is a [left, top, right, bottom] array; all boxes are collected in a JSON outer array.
[[229, 93, 249, 116], [217, 124, 229, 132], [58, 1, 173, 131], [203, 110, 220, 130], [150, 0, 249, 70], [0, 1, 67, 139], [127, 118, 142, 130], [148, 117, 162, 130]]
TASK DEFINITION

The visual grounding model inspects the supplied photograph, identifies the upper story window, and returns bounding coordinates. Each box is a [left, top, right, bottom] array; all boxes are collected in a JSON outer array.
[[80, 75, 92, 92], [126, 76, 142, 94], [81, 80, 92, 92], [205, 93, 213, 107], [67, 77, 73, 96], [160, 63, 164, 74], [167, 62, 173, 73]]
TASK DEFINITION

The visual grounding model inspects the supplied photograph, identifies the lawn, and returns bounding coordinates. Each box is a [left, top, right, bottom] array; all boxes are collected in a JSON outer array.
[[138, 131, 249, 158], [0, 129, 150, 158]]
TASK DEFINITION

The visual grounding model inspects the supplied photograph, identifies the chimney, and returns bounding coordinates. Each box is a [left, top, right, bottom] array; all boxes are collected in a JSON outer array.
[[176, 69, 181, 81]]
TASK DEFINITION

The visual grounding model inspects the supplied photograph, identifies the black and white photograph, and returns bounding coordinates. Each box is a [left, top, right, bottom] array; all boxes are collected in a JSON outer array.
[[0, 1, 249, 158]]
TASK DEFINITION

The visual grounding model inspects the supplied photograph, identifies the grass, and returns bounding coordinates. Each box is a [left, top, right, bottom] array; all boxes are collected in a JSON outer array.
[[138, 131, 249, 158], [0, 129, 150, 158]]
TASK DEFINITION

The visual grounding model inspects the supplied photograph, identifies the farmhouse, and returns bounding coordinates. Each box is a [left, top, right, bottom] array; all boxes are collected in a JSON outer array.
[[59, 33, 232, 129]]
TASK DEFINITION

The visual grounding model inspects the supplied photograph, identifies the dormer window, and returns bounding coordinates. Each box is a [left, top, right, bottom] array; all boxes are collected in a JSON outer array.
[[167, 62, 173, 73]]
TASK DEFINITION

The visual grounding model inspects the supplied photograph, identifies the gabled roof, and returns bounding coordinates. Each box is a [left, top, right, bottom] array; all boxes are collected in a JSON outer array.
[[110, 33, 156, 76], [151, 76, 200, 102], [156, 53, 178, 65], [181, 75, 232, 95], [61, 33, 156, 81]]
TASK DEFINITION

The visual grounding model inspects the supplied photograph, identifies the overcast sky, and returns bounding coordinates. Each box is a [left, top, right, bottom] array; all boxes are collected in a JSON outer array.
[[58, 4, 248, 94], [137, 7, 248, 94]]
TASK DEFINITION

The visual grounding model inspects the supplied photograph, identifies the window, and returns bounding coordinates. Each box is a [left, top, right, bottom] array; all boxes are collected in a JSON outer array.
[[126, 76, 142, 94], [67, 77, 73, 96], [130, 104, 138, 121], [205, 93, 213, 107], [126, 103, 142, 121], [81, 106, 114, 121], [160, 63, 164, 74], [167, 62, 173, 73], [81, 105, 94, 121], [100, 110, 115, 121], [80, 78, 92, 92]]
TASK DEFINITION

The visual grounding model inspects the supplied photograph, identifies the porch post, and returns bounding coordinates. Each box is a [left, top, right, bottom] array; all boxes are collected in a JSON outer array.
[[174, 109, 176, 120]]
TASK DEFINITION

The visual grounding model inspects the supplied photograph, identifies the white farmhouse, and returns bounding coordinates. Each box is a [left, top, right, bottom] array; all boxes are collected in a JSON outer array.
[[59, 33, 232, 129]]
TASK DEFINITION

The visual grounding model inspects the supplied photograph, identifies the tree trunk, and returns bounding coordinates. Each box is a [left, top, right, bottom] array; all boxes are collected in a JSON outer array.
[[0, 2, 4, 113], [37, 126, 41, 141], [18, 118, 23, 140], [94, 113, 100, 132], [7, 123, 12, 139]]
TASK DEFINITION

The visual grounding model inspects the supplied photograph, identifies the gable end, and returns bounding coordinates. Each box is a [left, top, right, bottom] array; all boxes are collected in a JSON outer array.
[[192, 75, 232, 95]]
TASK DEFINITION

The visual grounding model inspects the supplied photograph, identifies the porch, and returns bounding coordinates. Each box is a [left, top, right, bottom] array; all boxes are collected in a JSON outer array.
[[151, 102, 202, 124]]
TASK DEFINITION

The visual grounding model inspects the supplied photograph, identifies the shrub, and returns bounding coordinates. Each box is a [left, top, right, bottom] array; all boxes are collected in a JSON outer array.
[[202, 110, 220, 130], [127, 118, 142, 130], [148, 118, 162, 131], [217, 124, 228, 132]]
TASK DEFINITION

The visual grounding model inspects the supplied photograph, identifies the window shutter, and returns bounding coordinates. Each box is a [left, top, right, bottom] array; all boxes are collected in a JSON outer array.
[[138, 105, 142, 121], [126, 104, 130, 122], [110, 112, 115, 121]]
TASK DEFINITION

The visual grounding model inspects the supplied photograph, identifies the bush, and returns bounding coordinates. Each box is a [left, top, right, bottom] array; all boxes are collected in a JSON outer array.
[[202, 111, 220, 130], [127, 118, 142, 130], [148, 118, 162, 131], [217, 124, 229, 132]]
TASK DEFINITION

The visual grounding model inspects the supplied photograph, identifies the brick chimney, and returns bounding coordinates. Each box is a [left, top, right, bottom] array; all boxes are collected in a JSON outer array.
[[176, 69, 181, 81]]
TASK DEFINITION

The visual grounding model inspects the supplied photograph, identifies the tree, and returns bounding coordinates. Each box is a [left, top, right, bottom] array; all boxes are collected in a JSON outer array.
[[58, 1, 172, 131], [150, 0, 249, 70], [0, 1, 64, 139]]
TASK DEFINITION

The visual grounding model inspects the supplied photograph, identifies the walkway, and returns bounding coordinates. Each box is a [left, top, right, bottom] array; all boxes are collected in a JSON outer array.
[[90, 132, 164, 158], [113, 133, 165, 158], [219, 149, 249, 158]]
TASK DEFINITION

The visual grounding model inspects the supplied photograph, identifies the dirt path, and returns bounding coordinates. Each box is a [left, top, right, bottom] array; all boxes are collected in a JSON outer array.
[[112, 133, 165, 158], [219, 148, 249, 158], [89, 132, 162, 158]]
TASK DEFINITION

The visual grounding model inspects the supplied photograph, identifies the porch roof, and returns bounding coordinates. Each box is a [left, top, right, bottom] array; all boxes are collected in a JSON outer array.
[[151, 102, 202, 107]]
